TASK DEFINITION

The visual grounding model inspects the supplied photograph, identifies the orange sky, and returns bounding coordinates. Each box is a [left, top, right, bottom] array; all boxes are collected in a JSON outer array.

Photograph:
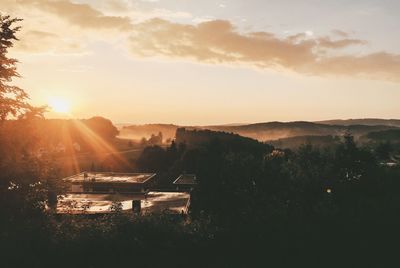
[[2, 0, 400, 124]]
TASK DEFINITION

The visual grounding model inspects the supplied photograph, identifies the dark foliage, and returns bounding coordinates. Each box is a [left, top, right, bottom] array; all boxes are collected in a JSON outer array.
[[2, 127, 400, 267], [367, 129, 400, 141]]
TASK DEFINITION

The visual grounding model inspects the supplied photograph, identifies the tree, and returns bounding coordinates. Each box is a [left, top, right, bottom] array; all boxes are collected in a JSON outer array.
[[82, 116, 119, 140], [148, 132, 163, 145], [0, 15, 54, 232], [137, 145, 168, 172], [0, 14, 47, 188], [375, 141, 393, 161], [0, 14, 42, 120]]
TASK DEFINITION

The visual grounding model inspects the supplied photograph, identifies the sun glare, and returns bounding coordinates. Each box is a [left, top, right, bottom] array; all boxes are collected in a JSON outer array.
[[49, 97, 71, 114]]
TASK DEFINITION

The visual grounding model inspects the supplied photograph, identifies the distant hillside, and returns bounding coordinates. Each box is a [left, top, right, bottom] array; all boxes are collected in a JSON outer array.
[[206, 121, 397, 141], [364, 129, 400, 142], [269, 135, 341, 149], [119, 124, 182, 140], [121, 121, 399, 143], [175, 128, 271, 154], [317, 119, 400, 127]]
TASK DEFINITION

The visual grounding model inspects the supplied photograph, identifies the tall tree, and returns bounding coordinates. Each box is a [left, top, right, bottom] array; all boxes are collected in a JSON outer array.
[[0, 14, 41, 120], [0, 15, 45, 189]]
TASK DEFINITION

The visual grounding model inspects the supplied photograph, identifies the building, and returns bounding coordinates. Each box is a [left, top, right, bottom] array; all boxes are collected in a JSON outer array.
[[55, 172, 195, 215], [63, 172, 156, 193], [56, 191, 191, 215], [173, 174, 197, 192]]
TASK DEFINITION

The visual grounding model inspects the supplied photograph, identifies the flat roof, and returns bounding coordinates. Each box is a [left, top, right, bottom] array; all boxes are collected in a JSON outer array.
[[173, 174, 197, 185], [143, 192, 190, 214], [56, 192, 190, 214], [63, 172, 156, 184]]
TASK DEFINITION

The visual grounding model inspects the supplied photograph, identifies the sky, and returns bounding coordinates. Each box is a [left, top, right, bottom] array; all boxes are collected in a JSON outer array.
[[2, 0, 400, 125]]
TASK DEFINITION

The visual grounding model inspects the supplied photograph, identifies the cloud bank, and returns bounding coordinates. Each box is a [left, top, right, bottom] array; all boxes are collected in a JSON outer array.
[[11, 0, 133, 30], [128, 19, 400, 82], [5, 0, 400, 83]]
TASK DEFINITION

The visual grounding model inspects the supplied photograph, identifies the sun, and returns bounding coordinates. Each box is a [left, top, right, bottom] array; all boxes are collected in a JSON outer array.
[[48, 97, 71, 114]]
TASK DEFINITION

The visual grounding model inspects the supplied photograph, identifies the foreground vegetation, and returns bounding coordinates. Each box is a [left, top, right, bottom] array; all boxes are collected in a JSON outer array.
[[2, 126, 400, 267]]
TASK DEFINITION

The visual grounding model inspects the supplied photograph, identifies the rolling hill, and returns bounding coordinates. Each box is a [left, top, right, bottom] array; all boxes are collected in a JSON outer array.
[[119, 120, 399, 143], [317, 119, 400, 127], [206, 121, 397, 141]]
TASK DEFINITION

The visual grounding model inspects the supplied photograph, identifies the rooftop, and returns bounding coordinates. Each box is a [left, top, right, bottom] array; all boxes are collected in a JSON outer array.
[[56, 191, 190, 214], [173, 174, 197, 185], [143, 192, 190, 214], [64, 172, 156, 184]]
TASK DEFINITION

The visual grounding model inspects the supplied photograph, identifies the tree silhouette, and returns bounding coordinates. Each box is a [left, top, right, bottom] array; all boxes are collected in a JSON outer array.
[[0, 14, 42, 120], [375, 141, 393, 161]]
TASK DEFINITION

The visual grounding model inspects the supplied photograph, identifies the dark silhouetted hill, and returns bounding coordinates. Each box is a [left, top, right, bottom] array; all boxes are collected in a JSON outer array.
[[317, 118, 400, 127], [206, 121, 397, 141], [175, 128, 271, 154], [121, 121, 399, 143], [364, 129, 400, 142]]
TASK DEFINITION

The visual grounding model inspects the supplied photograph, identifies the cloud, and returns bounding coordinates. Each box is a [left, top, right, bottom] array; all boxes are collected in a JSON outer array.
[[9, 0, 133, 30], [4, 0, 400, 83], [312, 52, 400, 82], [128, 19, 400, 82], [331, 29, 350, 38], [14, 30, 84, 53], [142, 9, 192, 20], [129, 19, 315, 68], [15, 30, 58, 52], [316, 36, 367, 49], [4, 0, 133, 54], [305, 30, 314, 37], [104, 0, 131, 12]]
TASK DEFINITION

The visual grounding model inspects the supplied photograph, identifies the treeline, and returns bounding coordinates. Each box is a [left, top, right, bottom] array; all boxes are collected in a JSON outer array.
[[0, 116, 119, 155], [139, 129, 400, 222], [134, 129, 400, 266], [269, 134, 342, 149], [366, 129, 400, 142], [0, 116, 124, 183]]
